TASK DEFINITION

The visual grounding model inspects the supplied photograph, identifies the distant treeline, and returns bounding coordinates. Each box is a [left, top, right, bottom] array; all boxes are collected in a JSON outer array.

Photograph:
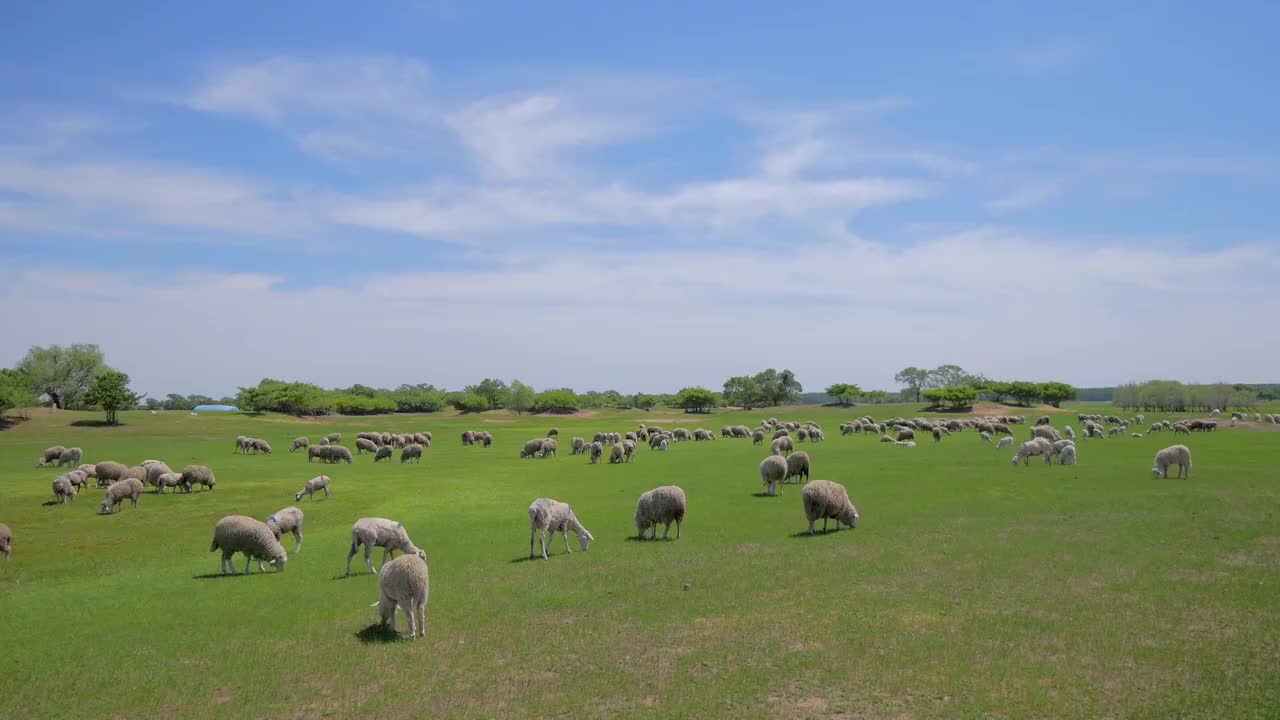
[[1113, 381, 1279, 412]]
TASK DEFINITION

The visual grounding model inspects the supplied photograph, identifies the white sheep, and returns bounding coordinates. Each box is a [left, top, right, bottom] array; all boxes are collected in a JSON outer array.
[[37, 445, 66, 467], [894, 440, 917, 447], [0, 523, 9, 561], [1012, 438, 1053, 466], [801, 480, 860, 535], [266, 507, 305, 552], [154, 471, 184, 494], [760, 455, 788, 497], [400, 443, 424, 463], [609, 442, 625, 464], [210, 515, 287, 574], [52, 475, 77, 504], [1058, 445, 1077, 465], [373, 445, 393, 463], [346, 518, 424, 576], [56, 447, 82, 467], [99, 477, 143, 514], [1152, 445, 1192, 479], [374, 552, 430, 640], [295, 475, 331, 501], [528, 498, 593, 560], [980, 431, 992, 443], [589, 441, 603, 464], [1064, 425, 1075, 440], [634, 486, 686, 540]]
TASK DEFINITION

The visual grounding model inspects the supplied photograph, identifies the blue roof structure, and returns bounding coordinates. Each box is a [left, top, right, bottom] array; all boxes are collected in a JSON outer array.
[[192, 404, 240, 412]]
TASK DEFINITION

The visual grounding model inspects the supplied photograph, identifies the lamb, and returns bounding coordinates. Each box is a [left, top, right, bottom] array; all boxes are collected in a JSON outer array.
[[1063, 425, 1075, 440], [520, 439, 545, 459], [760, 455, 788, 497], [154, 472, 184, 493], [266, 506, 305, 552], [539, 438, 557, 458], [374, 445, 393, 463], [659, 438, 670, 451], [1152, 445, 1192, 479], [571, 437, 586, 455], [0, 523, 9, 561], [210, 515, 288, 574], [980, 431, 992, 443], [801, 480, 860, 535], [589, 441, 604, 464], [634, 485, 686, 540], [785, 451, 811, 484], [528, 498, 593, 559], [94, 461, 128, 488], [609, 442, 625, 464], [295, 475, 331, 501], [99, 477, 144, 514], [52, 475, 77, 503], [1012, 438, 1053, 466], [180, 464, 216, 492], [290, 437, 310, 453], [752, 429, 766, 445], [37, 445, 67, 467], [55, 447, 82, 467], [355, 438, 378, 454], [346, 518, 425, 576], [1051, 439, 1076, 457], [771, 436, 795, 456], [400, 444, 424, 463], [326, 433, 342, 444], [375, 552, 430, 639], [1058, 445, 1077, 465]]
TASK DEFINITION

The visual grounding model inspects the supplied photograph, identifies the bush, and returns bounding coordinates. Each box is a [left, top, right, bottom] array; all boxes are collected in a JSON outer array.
[[531, 389, 580, 414]]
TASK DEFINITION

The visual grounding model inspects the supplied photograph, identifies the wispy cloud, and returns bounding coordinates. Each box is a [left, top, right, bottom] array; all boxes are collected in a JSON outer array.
[[985, 178, 1066, 214]]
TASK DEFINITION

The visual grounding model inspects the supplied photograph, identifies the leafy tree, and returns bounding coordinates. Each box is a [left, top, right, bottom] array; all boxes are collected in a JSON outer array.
[[467, 378, 510, 410], [722, 375, 762, 408], [674, 387, 718, 414], [143, 398, 164, 411], [894, 367, 930, 403], [391, 384, 446, 413], [342, 384, 379, 398], [508, 380, 535, 414], [922, 385, 977, 409], [16, 343, 105, 409], [1006, 381, 1041, 406], [860, 389, 891, 404], [84, 369, 140, 425], [983, 381, 1012, 403], [825, 383, 863, 406], [742, 368, 802, 406], [446, 391, 489, 413], [531, 389, 579, 414], [333, 393, 397, 415], [925, 364, 971, 389], [1037, 382, 1078, 408], [631, 393, 657, 410], [0, 368, 35, 415]]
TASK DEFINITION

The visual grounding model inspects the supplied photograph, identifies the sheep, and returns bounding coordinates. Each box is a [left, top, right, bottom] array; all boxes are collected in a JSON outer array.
[[1210, 408, 1221, 417], [400, 443, 424, 463], [142, 461, 173, 488], [374, 445, 393, 463], [520, 439, 545, 459], [932, 427, 942, 443], [528, 498, 593, 559], [627, 431, 639, 443], [63, 469, 91, 492], [295, 475, 331, 501], [154, 472, 184, 494], [1030, 426, 1061, 442], [539, 438, 557, 459], [609, 442, 625, 464], [785, 451, 811, 484], [76, 463, 97, 481], [571, 437, 585, 455], [413, 433, 432, 447], [1152, 445, 1192, 479], [266, 507, 304, 552], [771, 436, 795, 456], [234, 436, 249, 454], [993, 423, 1012, 437], [622, 440, 636, 462], [461, 430, 476, 446], [1051, 439, 1076, 457], [760, 455, 788, 497], [801, 480, 860, 535], [375, 552, 430, 639], [1012, 438, 1054, 466], [1058, 445, 1077, 465], [633, 485, 688, 541], [809, 428, 826, 442], [673, 428, 692, 441], [210, 515, 287, 574], [1035, 415, 1051, 426], [94, 461, 128, 488], [479, 431, 492, 448], [894, 440, 917, 447], [752, 429, 765, 445], [99, 477, 144, 514], [37, 445, 67, 467], [180, 464, 216, 492], [355, 438, 378, 454], [1132, 433, 1143, 438], [0, 523, 9, 561], [547, 427, 559, 438], [326, 433, 342, 445], [659, 438, 670, 451], [589, 441, 604, 464], [895, 428, 914, 442], [772, 428, 789, 440], [1063, 425, 1075, 440], [1108, 427, 1122, 438], [994, 437, 1014, 449], [592, 432, 606, 444], [53, 447, 83, 468], [346, 518, 425, 576], [250, 439, 272, 455], [879, 434, 894, 443], [980, 431, 992, 443], [52, 475, 77, 504], [796, 428, 809, 443]]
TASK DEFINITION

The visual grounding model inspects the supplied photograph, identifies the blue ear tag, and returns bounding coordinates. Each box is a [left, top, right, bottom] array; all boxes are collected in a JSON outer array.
[[396, 522, 403, 529], [267, 515, 276, 522]]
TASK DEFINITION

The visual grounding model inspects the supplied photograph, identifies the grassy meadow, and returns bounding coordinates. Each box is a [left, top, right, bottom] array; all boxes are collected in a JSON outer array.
[[1, 402, 1278, 719]]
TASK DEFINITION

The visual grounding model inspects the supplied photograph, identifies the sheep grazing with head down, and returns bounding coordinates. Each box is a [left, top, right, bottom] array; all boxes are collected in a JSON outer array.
[[52, 475, 77, 504], [56, 447, 82, 467], [326, 433, 342, 445], [760, 455, 788, 497], [63, 469, 91, 492], [752, 429, 766, 446], [996, 437, 1014, 449], [375, 552, 430, 640], [99, 477, 144, 514], [266, 506, 305, 552], [290, 437, 310, 453], [181, 465, 216, 492], [37, 446, 67, 467], [1030, 426, 1061, 442], [609, 442, 625, 464], [771, 436, 795, 456], [295, 475, 331, 501], [801, 480, 860, 535], [980, 431, 992, 443], [588, 441, 603, 464], [355, 438, 377, 454], [0, 524, 10, 561], [571, 437, 586, 455], [520, 439, 545, 459], [1152, 445, 1192, 479], [400, 444, 424, 463], [346, 518, 425, 576], [210, 515, 287, 575], [1058, 445, 1077, 465], [142, 461, 173, 488], [634, 485, 686, 540], [1012, 438, 1054, 466], [539, 439, 557, 459], [785, 451, 811, 484], [528, 498, 593, 560], [154, 472, 184, 494], [372, 445, 393, 463]]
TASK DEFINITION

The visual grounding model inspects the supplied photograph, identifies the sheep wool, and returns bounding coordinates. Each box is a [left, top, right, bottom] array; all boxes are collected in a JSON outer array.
[[634, 485, 686, 540], [95, 461, 129, 488], [155, 472, 184, 493], [295, 475, 331, 501], [760, 455, 788, 497], [99, 477, 144, 514], [1152, 445, 1192, 479], [181, 465, 216, 492], [528, 498, 593, 560], [266, 506, 305, 552], [37, 446, 66, 467], [0, 523, 10, 560], [56, 447, 82, 467], [347, 518, 424, 576], [376, 553, 430, 639], [1012, 438, 1054, 466], [785, 451, 811, 484], [210, 515, 287, 575], [801, 480, 860, 535], [52, 475, 77, 503]]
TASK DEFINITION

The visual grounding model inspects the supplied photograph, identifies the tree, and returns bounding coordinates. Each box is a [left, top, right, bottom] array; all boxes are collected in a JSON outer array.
[[631, 393, 657, 410], [922, 385, 977, 409], [16, 343, 105, 409], [746, 368, 803, 406], [722, 376, 762, 409], [508, 380, 535, 414], [84, 369, 140, 425], [0, 368, 35, 416], [467, 378, 510, 410], [1006, 381, 1041, 406], [925, 364, 972, 389], [674, 387, 718, 414], [446, 391, 489, 413], [391, 384, 445, 413], [894, 367, 929, 403], [531, 389, 579, 414], [825, 383, 863, 406], [1037, 382, 1078, 408], [861, 390, 891, 404]]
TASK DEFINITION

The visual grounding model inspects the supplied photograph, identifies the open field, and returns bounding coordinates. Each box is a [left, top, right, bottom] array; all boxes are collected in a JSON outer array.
[[2, 402, 1279, 719]]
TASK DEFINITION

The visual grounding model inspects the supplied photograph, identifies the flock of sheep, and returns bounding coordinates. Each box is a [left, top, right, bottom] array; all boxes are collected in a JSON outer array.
[[10, 405, 1225, 639]]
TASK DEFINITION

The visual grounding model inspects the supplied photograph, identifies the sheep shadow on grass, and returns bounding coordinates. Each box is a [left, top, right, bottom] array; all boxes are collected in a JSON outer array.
[[42, 499, 68, 507], [751, 492, 785, 498], [355, 623, 405, 644], [191, 571, 277, 580], [69, 419, 125, 428], [623, 535, 676, 543], [788, 527, 852, 539]]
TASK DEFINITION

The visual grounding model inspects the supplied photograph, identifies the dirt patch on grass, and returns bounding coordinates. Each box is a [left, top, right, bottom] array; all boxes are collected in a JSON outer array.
[[641, 417, 681, 424], [480, 418, 516, 423]]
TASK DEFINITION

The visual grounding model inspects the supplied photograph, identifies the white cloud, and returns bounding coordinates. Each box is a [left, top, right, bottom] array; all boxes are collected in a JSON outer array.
[[985, 178, 1066, 214]]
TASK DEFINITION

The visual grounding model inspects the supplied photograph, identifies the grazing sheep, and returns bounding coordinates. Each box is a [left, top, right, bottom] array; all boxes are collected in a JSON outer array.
[[180, 465, 216, 492], [374, 445, 393, 463], [307, 445, 327, 462], [143, 461, 173, 488], [99, 477, 144, 514], [1210, 408, 1221, 417], [1030, 426, 1061, 442], [896, 428, 915, 442], [520, 439, 545, 459], [290, 437, 310, 453], [52, 475, 77, 504], [571, 437, 585, 455], [1012, 438, 1054, 466], [154, 472, 184, 494], [56, 447, 82, 467], [801, 480, 860, 535], [589, 441, 603, 464], [235, 436, 250, 454], [375, 553, 430, 640], [796, 428, 809, 443], [634, 486, 687, 540], [609, 442, 625, 464], [1108, 427, 1122, 438], [400, 444, 424, 463], [539, 438, 557, 459], [479, 431, 492, 448], [92, 461, 127, 489], [266, 507, 304, 552], [894, 441, 917, 447], [980, 431, 992, 443], [346, 518, 425, 576], [461, 430, 476, 446], [772, 428, 789, 440], [547, 427, 559, 438], [528, 498, 594, 560], [993, 424, 1012, 437], [249, 439, 272, 455], [932, 427, 942, 443], [752, 429, 765, 446], [1058, 445, 1077, 465], [1132, 433, 1143, 438], [1051, 439, 1076, 457], [760, 455, 788, 497], [63, 469, 91, 492], [879, 434, 895, 443], [1152, 445, 1192, 479], [996, 437, 1014, 449], [627, 431, 639, 443], [355, 438, 378, 454], [0, 524, 9, 561], [37, 446, 67, 467], [295, 475, 331, 501], [771, 436, 795, 456], [210, 516, 287, 575], [1063, 425, 1075, 440], [622, 440, 636, 462], [1035, 415, 1051, 426], [326, 433, 342, 445], [659, 439, 670, 451], [673, 428, 692, 441], [785, 451, 811, 484]]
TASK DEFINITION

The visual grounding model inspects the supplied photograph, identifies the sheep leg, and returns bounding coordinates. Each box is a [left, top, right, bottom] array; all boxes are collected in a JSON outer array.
[[808, 519, 816, 536], [675, 520, 681, 539], [661, 523, 670, 540], [404, 601, 418, 639], [294, 530, 302, 553], [345, 542, 358, 576], [244, 555, 253, 574], [530, 527, 536, 559], [563, 529, 572, 554], [365, 545, 377, 575], [823, 517, 829, 534], [541, 530, 549, 560], [416, 601, 426, 638]]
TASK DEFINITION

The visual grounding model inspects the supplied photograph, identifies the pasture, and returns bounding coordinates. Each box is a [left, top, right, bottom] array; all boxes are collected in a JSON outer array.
[[1, 403, 1278, 719]]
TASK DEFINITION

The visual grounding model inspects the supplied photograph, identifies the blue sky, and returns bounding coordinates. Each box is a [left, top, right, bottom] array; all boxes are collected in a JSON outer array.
[[1, 1, 1277, 397]]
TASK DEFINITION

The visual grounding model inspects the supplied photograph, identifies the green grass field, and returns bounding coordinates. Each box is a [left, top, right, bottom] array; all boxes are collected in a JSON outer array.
[[1, 403, 1278, 719]]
